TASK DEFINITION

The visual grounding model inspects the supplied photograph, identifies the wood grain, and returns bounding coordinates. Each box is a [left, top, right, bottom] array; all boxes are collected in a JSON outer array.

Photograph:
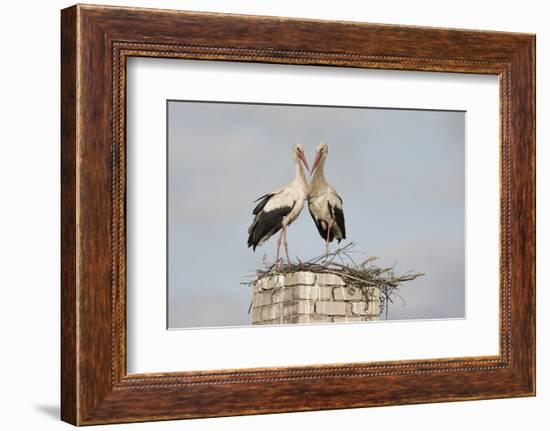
[[61, 4, 535, 425], [60, 5, 78, 425]]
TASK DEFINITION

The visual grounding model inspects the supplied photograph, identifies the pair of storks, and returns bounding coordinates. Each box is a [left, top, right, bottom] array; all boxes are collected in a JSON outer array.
[[247, 143, 346, 263]]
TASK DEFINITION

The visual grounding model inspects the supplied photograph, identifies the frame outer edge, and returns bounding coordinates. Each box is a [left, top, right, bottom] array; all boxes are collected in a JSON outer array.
[[60, 4, 536, 424], [61, 5, 79, 426], [504, 35, 536, 395], [531, 34, 536, 396], [526, 35, 536, 396], [524, 35, 537, 396]]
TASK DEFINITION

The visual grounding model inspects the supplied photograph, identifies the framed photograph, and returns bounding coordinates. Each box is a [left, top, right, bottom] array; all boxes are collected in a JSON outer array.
[[61, 4, 535, 425]]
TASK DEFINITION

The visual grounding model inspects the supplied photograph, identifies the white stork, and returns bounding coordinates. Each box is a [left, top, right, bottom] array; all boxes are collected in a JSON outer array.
[[247, 144, 310, 263], [308, 143, 346, 256]]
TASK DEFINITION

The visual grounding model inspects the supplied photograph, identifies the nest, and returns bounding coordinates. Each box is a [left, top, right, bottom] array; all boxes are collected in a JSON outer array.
[[243, 242, 424, 318]]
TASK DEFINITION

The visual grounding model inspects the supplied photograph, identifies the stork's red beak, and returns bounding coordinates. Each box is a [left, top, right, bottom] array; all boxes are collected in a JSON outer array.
[[299, 151, 310, 172], [310, 151, 322, 176]]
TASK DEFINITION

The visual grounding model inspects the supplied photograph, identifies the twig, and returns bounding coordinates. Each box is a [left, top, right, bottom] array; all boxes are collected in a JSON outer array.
[[243, 242, 424, 318]]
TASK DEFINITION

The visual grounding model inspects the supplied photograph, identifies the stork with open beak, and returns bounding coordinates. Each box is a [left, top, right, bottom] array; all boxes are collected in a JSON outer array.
[[308, 143, 346, 257], [247, 144, 310, 264]]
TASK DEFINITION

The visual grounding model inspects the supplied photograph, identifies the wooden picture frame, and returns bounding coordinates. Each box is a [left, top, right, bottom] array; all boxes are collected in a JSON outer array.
[[61, 4, 535, 425]]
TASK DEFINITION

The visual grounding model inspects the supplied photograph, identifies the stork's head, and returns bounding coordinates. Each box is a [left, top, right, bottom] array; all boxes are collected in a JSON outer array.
[[311, 143, 328, 175], [292, 143, 310, 172]]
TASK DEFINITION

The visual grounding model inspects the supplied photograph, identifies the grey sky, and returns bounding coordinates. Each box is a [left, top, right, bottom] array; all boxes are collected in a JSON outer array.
[[168, 101, 465, 328]]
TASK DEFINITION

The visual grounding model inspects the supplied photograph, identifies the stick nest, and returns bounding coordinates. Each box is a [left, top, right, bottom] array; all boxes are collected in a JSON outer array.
[[243, 242, 424, 318]]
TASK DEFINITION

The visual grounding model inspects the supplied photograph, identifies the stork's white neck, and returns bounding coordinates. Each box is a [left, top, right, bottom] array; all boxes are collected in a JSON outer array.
[[293, 155, 308, 192], [311, 155, 327, 184]]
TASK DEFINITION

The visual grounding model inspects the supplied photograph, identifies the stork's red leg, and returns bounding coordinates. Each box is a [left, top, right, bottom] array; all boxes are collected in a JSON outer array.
[[275, 228, 284, 263], [282, 225, 290, 264]]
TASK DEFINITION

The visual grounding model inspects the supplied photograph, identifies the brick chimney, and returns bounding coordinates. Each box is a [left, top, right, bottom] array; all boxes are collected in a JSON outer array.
[[250, 271, 380, 325]]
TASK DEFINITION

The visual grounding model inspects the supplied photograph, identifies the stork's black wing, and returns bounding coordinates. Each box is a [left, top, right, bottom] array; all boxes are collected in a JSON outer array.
[[252, 193, 273, 215], [248, 193, 294, 250], [309, 204, 331, 242], [332, 204, 346, 242]]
